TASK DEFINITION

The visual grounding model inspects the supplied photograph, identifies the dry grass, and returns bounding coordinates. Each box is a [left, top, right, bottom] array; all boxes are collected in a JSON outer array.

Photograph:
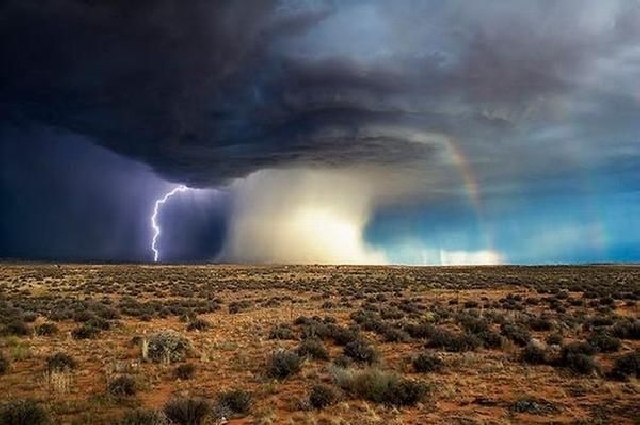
[[0, 264, 638, 424]]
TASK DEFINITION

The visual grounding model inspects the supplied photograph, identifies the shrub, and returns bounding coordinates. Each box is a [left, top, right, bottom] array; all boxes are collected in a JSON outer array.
[[610, 350, 639, 381], [300, 321, 332, 339], [147, 332, 190, 364], [510, 398, 558, 415], [0, 353, 8, 374], [460, 317, 489, 334], [478, 331, 503, 349], [332, 355, 354, 368], [412, 353, 443, 373], [296, 338, 329, 361], [268, 324, 297, 340], [546, 333, 564, 346], [45, 352, 77, 372], [117, 409, 168, 425], [381, 327, 411, 343], [186, 319, 211, 332], [228, 301, 252, 314], [562, 353, 599, 375], [329, 326, 359, 346], [561, 341, 596, 357], [174, 363, 196, 380], [35, 323, 58, 336], [86, 316, 111, 331], [557, 343, 599, 375], [344, 339, 379, 365], [163, 398, 211, 425], [500, 323, 531, 347], [108, 376, 137, 397], [528, 317, 554, 332], [520, 343, 549, 365], [426, 330, 481, 352], [266, 350, 302, 380], [4, 320, 31, 337], [71, 324, 100, 339], [308, 384, 339, 410], [0, 399, 49, 425], [404, 322, 436, 339], [216, 389, 251, 416], [337, 368, 428, 406], [587, 332, 621, 353], [611, 319, 640, 340]]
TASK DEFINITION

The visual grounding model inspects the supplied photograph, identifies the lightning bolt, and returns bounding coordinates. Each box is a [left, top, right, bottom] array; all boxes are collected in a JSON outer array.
[[151, 185, 189, 262]]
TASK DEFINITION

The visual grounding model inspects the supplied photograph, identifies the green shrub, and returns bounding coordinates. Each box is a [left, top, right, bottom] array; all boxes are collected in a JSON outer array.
[[308, 384, 339, 410], [611, 319, 640, 340], [520, 344, 549, 365], [332, 355, 354, 368], [45, 352, 77, 372], [609, 350, 639, 381], [528, 317, 554, 332], [4, 320, 31, 337], [163, 398, 211, 425], [460, 317, 489, 334], [0, 353, 9, 374], [404, 322, 437, 339], [478, 331, 503, 349], [557, 345, 599, 375], [0, 399, 49, 425], [328, 326, 359, 346], [216, 389, 252, 416], [108, 376, 137, 397], [381, 327, 411, 342], [546, 333, 564, 346], [336, 368, 428, 406], [186, 319, 211, 332], [174, 363, 196, 380], [411, 353, 443, 373], [500, 323, 531, 347], [587, 332, 621, 353], [426, 330, 481, 352], [266, 350, 302, 380], [343, 339, 379, 365], [71, 324, 100, 339], [117, 409, 168, 425], [268, 324, 297, 340], [35, 323, 58, 336], [296, 338, 329, 361], [147, 332, 191, 364]]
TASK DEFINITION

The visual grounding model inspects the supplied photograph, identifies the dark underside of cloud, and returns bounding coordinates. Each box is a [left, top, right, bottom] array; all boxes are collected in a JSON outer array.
[[2, 0, 637, 191], [1, 0, 639, 263]]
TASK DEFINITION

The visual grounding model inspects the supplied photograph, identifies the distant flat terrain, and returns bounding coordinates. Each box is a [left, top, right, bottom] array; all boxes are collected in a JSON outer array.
[[0, 264, 638, 424]]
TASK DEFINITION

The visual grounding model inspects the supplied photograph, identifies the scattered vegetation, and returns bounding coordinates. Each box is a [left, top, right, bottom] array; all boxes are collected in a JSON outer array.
[[117, 409, 168, 425], [411, 352, 443, 373], [174, 363, 196, 380], [45, 352, 76, 372], [216, 389, 252, 416], [0, 353, 9, 374], [163, 398, 210, 425], [0, 399, 49, 425], [296, 338, 329, 361], [334, 367, 429, 406], [147, 332, 190, 364], [266, 350, 302, 380], [108, 376, 137, 397], [0, 264, 638, 424], [308, 384, 339, 410]]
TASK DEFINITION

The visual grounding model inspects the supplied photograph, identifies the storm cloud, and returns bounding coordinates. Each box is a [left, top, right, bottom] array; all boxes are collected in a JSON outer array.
[[1, 0, 639, 263]]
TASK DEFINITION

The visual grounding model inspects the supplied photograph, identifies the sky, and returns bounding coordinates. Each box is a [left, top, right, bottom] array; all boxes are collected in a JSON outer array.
[[1, 0, 639, 265]]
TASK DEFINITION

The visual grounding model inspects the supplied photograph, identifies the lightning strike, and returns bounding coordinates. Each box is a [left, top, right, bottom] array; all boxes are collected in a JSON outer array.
[[151, 185, 189, 262]]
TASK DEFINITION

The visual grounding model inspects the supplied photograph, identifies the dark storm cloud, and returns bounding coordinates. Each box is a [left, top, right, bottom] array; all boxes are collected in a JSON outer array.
[[1, 0, 639, 191]]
